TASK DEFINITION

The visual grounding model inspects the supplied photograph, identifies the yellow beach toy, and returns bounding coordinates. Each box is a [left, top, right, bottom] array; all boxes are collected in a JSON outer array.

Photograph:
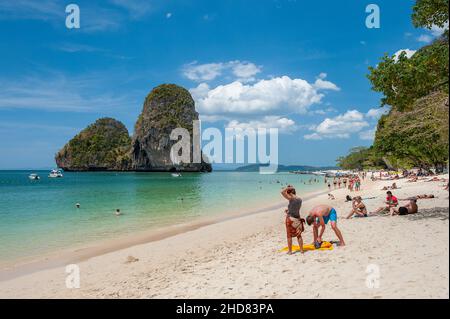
[[280, 241, 333, 252]]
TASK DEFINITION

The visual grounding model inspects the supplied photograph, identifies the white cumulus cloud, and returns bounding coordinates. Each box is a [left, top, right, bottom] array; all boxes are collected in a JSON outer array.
[[227, 116, 297, 134], [229, 61, 262, 82], [417, 22, 449, 43], [304, 106, 390, 140], [366, 106, 390, 119], [304, 110, 370, 140], [182, 60, 262, 82], [183, 62, 225, 82], [417, 34, 433, 43], [191, 75, 339, 117], [359, 128, 377, 141], [393, 49, 416, 61]]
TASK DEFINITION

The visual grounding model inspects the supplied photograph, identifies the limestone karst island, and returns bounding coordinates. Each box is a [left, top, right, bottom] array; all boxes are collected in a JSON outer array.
[[55, 84, 212, 172]]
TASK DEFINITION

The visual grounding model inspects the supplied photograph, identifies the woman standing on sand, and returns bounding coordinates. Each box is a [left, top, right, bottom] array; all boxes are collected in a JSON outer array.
[[281, 185, 304, 255], [355, 177, 361, 192]]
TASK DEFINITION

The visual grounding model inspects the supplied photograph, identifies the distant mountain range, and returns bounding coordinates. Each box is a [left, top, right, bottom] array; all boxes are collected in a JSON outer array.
[[233, 164, 338, 172]]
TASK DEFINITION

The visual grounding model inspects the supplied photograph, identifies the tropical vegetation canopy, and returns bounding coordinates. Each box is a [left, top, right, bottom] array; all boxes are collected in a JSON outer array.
[[337, 0, 449, 170]]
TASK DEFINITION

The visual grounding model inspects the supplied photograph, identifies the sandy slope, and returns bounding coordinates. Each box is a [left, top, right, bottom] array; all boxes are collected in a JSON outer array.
[[0, 175, 448, 298]]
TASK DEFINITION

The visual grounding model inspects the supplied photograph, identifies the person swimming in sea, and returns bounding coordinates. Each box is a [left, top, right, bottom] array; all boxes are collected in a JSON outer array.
[[281, 185, 305, 255], [115, 209, 122, 216], [306, 205, 346, 247]]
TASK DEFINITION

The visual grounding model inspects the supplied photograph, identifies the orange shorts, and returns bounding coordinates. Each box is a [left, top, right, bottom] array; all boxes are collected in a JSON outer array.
[[285, 215, 304, 238]]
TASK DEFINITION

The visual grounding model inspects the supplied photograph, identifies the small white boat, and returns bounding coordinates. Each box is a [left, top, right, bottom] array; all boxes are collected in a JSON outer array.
[[48, 169, 63, 178], [28, 173, 40, 180], [171, 173, 182, 177]]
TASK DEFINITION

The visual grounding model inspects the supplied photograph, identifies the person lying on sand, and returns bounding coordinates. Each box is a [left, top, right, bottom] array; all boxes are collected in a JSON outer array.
[[328, 193, 335, 200], [414, 194, 435, 199], [306, 205, 346, 247], [407, 177, 418, 183], [370, 191, 398, 215], [281, 185, 304, 255], [382, 182, 398, 190], [390, 199, 418, 216], [346, 196, 367, 219]]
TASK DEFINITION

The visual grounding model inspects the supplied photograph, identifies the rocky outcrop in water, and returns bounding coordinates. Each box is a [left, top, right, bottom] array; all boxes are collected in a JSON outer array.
[[56, 84, 212, 172], [131, 84, 211, 172], [55, 118, 132, 171]]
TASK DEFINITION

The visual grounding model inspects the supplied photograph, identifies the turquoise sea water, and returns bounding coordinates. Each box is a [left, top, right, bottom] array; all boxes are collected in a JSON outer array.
[[0, 171, 325, 263]]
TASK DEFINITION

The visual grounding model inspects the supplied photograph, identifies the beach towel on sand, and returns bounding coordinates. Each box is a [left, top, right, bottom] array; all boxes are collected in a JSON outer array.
[[280, 241, 333, 252]]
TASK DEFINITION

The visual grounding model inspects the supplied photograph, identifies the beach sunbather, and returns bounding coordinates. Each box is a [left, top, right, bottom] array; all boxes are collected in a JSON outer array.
[[415, 194, 435, 199], [281, 185, 304, 254], [390, 199, 418, 216], [328, 193, 335, 200], [407, 177, 418, 183], [382, 182, 398, 191], [370, 191, 398, 215], [346, 196, 367, 219], [306, 205, 346, 247]]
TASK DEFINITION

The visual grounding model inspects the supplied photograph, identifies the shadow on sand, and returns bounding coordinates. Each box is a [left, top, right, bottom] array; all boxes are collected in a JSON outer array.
[[406, 207, 449, 221]]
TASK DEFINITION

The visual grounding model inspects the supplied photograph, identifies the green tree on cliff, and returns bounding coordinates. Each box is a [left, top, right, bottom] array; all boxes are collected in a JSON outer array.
[[339, 0, 449, 170], [412, 0, 449, 30]]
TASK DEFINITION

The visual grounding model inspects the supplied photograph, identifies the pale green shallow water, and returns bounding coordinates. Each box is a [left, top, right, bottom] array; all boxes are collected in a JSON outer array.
[[0, 171, 325, 262]]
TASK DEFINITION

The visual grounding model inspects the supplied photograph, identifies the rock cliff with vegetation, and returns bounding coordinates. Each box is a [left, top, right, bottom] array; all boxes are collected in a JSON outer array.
[[373, 91, 448, 170], [55, 118, 132, 171], [56, 84, 212, 172], [338, 0, 449, 171], [131, 84, 211, 172]]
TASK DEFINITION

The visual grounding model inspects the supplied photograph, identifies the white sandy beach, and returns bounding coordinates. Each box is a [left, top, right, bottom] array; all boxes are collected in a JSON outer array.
[[0, 175, 448, 299]]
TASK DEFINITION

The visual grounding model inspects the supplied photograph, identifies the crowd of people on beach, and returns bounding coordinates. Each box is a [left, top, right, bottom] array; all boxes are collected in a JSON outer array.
[[281, 170, 448, 255], [325, 175, 363, 192]]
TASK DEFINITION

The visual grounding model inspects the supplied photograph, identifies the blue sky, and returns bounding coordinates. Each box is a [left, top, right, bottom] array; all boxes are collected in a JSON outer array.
[[0, 0, 443, 169]]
